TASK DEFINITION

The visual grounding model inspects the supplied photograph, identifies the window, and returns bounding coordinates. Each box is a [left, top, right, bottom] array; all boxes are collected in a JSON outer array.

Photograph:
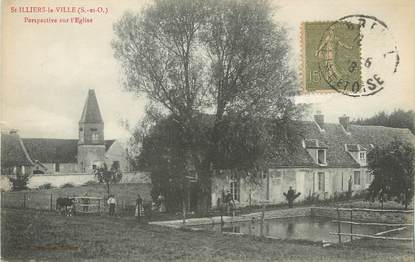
[[366, 170, 372, 184], [318, 172, 325, 191], [359, 152, 366, 160], [112, 161, 120, 169], [92, 132, 99, 142], [270, 170, 282, 179], [79, 129, 84, 143], [317, 149, 326, 165], [230, 174, 240, 201], [354, 171, 361, 185], [55, 163, 60, 172], [92, 164, 97, 170], [90, 128, 97, 131]]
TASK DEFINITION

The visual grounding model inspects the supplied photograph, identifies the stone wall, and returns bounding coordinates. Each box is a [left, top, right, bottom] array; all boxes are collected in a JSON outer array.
[[242, 207, 312, 220], [311, 207, 413, 224]]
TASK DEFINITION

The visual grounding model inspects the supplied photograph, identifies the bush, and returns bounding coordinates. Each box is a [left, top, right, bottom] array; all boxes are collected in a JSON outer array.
[[60, 183, 75, 188], [38, 183, 54, 190], [82, 180, 99, 186]]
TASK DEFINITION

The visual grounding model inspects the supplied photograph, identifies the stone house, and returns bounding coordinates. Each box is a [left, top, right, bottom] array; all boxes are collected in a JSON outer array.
[[211, 113, 415, 208]]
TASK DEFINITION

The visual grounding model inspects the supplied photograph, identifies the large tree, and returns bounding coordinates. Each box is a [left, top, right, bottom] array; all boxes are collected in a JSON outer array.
[[113, 0, 303, 211], [367, 139, 414, 209]]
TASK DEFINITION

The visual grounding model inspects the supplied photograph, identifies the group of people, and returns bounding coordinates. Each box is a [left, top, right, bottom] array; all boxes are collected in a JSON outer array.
[[105, 193, 167, 221]]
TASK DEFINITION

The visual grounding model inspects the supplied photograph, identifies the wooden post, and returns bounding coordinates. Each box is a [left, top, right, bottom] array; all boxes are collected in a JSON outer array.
[[50, 194, 53, 211], [182, 199, 186, 226], [337, 207, 341, 244], [23, 193, 26, 208], [98, 199, 101, 214], [350, 207, 353, 243], [260, 205, 265, 237]]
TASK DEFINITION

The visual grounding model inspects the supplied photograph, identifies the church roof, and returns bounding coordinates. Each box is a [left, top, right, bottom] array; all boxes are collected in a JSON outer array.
[[1, 132, 33, 168], [79, 89, 103, 123], [22, 138, 79, 163], [20, 138, 116, 164]]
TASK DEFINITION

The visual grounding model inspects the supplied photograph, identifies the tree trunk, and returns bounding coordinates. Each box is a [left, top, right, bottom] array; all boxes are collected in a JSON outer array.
[[106, 182, 110, 196]]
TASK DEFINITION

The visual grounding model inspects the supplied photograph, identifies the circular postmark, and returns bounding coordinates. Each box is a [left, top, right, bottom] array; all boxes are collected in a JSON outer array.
[[316, 15, 399, 97]]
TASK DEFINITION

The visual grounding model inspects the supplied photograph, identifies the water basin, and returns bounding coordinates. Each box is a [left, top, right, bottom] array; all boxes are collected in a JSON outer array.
[[195, 216, 394, 243]]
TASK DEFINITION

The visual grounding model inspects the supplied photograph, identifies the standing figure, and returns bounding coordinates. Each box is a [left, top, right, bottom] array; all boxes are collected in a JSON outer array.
[[158, 194, 166, 213], [283, 187, 301, 208], [224, 190, 235, 215], [107, 194, 117, 216], [135, 193, 143, 222], [82, 192, 90, 213]]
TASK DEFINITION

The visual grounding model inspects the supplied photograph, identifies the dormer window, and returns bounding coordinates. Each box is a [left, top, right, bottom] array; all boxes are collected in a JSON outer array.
[[359, 152, 366, 160], [317, 149, 326, 165]]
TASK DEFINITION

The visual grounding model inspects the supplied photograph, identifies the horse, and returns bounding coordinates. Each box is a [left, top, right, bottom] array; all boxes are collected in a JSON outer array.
[[56, 197, 75, 216]]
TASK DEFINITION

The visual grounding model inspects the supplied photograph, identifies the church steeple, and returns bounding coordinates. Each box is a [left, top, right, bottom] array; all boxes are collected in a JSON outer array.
[[79, 89, 103, 124], [78, 89, 106, 173], [78, 89, 104, 145]]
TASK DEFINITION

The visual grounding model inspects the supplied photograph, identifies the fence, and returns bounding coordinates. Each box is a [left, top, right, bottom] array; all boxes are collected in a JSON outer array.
[[1, 191, 148, 217], [72, 197, 103, 214], [329, 207, 414, 244]]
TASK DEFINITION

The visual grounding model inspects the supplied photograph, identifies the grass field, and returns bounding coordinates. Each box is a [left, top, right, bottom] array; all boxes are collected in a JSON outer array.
[[1, 208, 413, 261]]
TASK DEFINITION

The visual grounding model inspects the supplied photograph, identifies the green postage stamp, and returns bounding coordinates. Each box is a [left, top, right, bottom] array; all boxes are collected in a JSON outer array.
[[301, 21, 362, 94]]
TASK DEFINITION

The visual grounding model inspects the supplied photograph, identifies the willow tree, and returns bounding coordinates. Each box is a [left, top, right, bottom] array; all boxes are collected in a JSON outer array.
[[113, 0, 303, 211]]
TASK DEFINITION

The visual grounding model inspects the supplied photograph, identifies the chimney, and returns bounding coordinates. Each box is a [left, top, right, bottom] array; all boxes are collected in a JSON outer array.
[[339, 115, 350, 131], [314, 111, 324, 129]]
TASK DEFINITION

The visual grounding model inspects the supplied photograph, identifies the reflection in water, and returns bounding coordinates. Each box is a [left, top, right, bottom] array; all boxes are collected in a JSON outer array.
[[203, 216, 391, 243], [286, 223, 294, 238]]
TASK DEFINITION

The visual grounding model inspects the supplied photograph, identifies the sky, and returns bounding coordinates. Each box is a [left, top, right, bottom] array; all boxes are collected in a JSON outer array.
[[1, 0, 414, 140]]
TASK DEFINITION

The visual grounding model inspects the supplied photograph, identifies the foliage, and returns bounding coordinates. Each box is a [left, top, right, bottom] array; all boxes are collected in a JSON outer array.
[[38, 183, 54, 190], [367, 139, 414, 209], [8, 169, 29, 191], [352, 109, 415, 134], [93, 162, 123, 196], [60, 183, 75, 188], [113, 0, 305, 211], [82, 180, 99, 187]]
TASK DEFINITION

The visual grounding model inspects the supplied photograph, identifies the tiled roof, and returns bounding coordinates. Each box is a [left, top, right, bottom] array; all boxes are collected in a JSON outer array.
[[345, 144, 359, 152], [345, 144, 367, 152], [22, 138, 78, 163], [21, 138, 116, 164], [105, 140, 115, 151], [79, 89, 103, 123], [304, 138, 328, 149], [268, 121, 414, 168], [1, 133, 33, 168]]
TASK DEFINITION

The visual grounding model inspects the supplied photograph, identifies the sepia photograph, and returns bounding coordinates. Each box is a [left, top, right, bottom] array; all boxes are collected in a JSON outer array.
[[1, 0, 414, 261]]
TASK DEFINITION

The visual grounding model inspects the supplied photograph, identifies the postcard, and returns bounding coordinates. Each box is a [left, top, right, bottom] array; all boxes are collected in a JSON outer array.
[[1, 0, 414, 261]]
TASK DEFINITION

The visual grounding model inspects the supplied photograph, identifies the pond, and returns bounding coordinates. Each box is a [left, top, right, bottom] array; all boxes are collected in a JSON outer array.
[[195, 216, 393, 243]]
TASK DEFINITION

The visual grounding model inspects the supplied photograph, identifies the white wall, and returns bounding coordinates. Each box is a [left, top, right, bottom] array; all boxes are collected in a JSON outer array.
[[26, 172, 151, 189]]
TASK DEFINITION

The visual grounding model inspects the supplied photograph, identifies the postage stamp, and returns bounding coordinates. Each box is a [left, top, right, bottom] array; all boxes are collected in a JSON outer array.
[[301, 21, 361, 94], [301, 15, 399, 97]]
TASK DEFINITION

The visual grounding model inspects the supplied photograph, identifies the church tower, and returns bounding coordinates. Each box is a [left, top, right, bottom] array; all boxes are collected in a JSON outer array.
[[77, 89, 106, 173]]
